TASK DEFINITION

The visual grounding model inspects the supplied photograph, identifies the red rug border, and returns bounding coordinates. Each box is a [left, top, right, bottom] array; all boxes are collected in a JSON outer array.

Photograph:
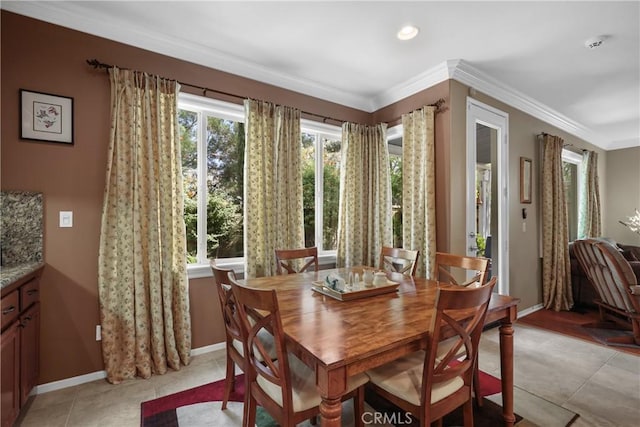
[[142, 374, 246, 418]]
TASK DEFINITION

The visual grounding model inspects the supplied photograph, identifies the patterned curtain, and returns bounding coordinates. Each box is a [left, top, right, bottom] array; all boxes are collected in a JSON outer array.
[[244, 99, 303, 278], [402, 106, 437, 278], [336, 123, 392, 268], [541, 134, 573, 311], [578, 150, 601, 238], [98, 68, 191, 384]]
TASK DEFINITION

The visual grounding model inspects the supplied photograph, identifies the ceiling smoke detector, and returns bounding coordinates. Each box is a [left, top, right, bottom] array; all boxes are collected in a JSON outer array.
[[584, 36, 605, 49]]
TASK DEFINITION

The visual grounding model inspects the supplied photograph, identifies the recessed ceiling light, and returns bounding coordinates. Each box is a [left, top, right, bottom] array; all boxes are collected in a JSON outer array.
[[397, 25, 419, 41]]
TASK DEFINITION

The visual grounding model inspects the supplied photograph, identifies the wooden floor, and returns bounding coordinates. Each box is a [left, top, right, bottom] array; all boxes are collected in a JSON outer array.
[[518, 305, 640, 356]]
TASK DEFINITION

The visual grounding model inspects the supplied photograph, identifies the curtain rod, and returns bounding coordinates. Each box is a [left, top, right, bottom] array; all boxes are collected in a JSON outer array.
[[537, 133, 588, 152], [87, 59, 445, 126]]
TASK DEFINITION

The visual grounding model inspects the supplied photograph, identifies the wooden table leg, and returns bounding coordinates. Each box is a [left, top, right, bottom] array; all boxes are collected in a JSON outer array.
[[317, 365, 346, 427], [499, 317, 516, 427]]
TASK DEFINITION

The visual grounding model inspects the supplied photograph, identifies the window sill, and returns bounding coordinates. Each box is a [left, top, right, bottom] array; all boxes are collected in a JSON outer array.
[[187, 252, 337, 280]]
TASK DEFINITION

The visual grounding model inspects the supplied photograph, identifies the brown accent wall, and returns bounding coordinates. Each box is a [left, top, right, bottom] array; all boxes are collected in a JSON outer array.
[[1, 11, 369, 384]]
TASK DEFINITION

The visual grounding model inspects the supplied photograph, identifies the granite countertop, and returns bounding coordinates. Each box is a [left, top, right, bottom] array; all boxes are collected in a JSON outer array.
[[0, 262, 45, 289]]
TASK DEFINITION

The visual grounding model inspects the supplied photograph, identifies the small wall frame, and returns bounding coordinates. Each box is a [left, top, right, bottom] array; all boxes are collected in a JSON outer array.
[[520, 157, 532, 204], [20, 89, 74, 144]]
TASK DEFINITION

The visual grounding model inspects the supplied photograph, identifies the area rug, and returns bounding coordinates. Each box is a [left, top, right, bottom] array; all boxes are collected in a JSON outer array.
[[141, 370, 506, 426], [582, 323, 640, 349], [519, 308, 640, 356]]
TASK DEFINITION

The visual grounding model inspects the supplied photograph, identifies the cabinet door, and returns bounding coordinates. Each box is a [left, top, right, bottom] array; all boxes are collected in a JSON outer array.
[[1, 322, 20, 427], [20, 303, 40, 406]]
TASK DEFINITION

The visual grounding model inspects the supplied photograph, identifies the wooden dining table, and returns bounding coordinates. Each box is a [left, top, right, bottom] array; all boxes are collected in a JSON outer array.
[[241, 266, 520, 427]]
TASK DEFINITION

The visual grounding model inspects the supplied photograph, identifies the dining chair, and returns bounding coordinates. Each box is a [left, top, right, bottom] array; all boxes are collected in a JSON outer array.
[[211, 264, 246, 411], [434, 252, 491, 407], [229, 278, 369, 427], [379, 246, 420, 276], [435, 251, 490, 287], [366, 277, 497, 427], [275, 246, 318, 275], [211, 263, 276, 411]]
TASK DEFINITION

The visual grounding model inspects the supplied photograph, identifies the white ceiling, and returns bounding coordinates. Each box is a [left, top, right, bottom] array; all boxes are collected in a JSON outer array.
[[4, 1, 639, 150]]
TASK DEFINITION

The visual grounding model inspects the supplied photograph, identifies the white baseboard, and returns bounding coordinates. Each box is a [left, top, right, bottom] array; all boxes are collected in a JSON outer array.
[[518, 303, 543, 319], [34, 342, 224, 395], [35, 370, 107, 394], [191, 342, 225, 356]]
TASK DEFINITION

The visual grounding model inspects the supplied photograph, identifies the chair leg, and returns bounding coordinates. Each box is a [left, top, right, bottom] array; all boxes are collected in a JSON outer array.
[[245, 393, 257, 427], [353, 387, 365, 427], [222, 354, 235, 410], [632, 318, 640, 346], [473, 367, 483, 407], [472, 354, 483, 407], [462, 399, 474, 427]]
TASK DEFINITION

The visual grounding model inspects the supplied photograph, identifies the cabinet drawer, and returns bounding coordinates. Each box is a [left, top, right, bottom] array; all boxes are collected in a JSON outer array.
[[1, 291, 19, 331], [20, 279, 40, 310]]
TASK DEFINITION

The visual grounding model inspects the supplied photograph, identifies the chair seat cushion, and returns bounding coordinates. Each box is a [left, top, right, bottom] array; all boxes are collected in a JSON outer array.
[[257, 353, 369, 412], [367, 351, 464, 406]]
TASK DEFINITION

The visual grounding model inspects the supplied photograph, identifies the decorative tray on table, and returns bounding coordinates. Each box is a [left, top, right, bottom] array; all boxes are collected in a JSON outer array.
[[311, 280, 399, 301]]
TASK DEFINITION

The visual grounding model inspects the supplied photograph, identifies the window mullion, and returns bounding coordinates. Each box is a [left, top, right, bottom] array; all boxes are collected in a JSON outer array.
[[315, 134, 324, 252], [197, 112, 208, 264]]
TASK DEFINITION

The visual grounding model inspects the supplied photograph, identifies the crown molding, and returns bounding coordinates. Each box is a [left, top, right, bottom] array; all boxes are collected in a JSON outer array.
[[449, 60, 609, 148], [370, 61, 452, 111], [3, 2, 618, 150], [1, 1, 371, 111]]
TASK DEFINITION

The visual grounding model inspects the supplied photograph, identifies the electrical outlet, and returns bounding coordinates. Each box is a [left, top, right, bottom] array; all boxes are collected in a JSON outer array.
[[96, 325, 102, 341]]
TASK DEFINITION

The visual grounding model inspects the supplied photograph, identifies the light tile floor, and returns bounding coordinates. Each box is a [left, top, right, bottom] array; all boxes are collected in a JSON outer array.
[[17, 323, 640, 426]]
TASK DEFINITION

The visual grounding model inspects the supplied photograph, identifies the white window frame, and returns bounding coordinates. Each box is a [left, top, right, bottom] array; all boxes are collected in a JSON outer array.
[[180, 93, 343, 278], [562, 148, 583, 241], [301, 119, 342, 262]]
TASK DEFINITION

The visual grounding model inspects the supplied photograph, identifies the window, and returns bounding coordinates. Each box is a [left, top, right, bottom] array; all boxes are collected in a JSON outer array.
[[179, 93, 342, 275], [301, 126, 342, 251], [562, 149, 582, 241], [179, 94, 245, 270], [388, 131, 403, 247]]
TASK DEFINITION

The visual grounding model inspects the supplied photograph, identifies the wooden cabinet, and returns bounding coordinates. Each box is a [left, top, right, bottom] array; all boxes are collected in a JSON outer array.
[[20, 303, 40, 406], [1, 268, 42, 427], [1, 322, 20, 427]]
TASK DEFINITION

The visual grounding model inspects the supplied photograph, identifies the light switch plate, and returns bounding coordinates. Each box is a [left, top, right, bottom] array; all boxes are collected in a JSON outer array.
[[60, 211, 73, 228]]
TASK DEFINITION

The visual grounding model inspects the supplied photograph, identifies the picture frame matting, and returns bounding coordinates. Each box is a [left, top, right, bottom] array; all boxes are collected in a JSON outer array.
[[20, 89, 74, 144]]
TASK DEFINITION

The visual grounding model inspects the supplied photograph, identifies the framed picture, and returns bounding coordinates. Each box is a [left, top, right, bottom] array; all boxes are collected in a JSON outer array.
[[520, 157, 532, 204], [20, 89, 74, 144]]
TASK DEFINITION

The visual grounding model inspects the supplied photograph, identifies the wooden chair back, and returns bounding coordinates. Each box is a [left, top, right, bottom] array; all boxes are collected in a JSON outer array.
[[211, 263, 246, 410], [435, 251, 490, 286], [572, 239, 640, 344], [231, 277, 366, 426], [229, 279, 298, 422], [421, 277, 497, 421], [379, 246, 420, 276], [275, 247, 318, 275], [211, 264, 244, 356]]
